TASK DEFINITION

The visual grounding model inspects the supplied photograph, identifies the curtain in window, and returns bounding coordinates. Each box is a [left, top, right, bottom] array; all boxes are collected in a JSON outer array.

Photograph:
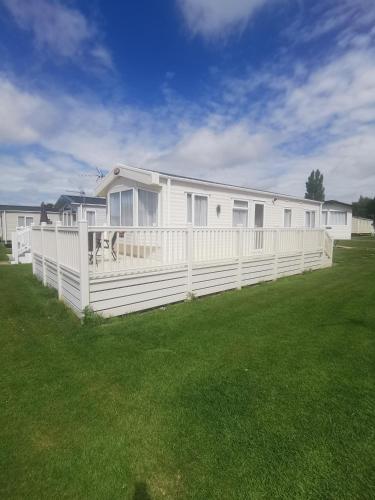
[[187, 194, 192, 223], [121, 190, 133, 226], [110, 192, 120, 225], [330, 211, 347, 225], [311, 211, 315, 228], [26, 217, 33, 226], [17, 216, 24, 227], [284, 209, 292, 228], [322, 211, 328, 225], [233, 209, 248, 226], [194, 195, 208, 226], [138, 189, 158, 226]]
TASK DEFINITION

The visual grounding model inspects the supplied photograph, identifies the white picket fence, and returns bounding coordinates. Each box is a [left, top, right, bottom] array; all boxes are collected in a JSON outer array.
[[11, 226, 32, 263], [30, 222, 332, 317]]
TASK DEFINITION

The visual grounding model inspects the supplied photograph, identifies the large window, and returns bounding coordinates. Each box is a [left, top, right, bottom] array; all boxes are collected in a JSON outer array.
[[110, 192, 121, 225], [305, 211, 316, 228], [233, 200, 248, 227], [110, 189, 158, 226], [138, 189, 158, 226], [284, 209, 292, 228], [330, 211, 347, 225], [186, 193, 208, 226]]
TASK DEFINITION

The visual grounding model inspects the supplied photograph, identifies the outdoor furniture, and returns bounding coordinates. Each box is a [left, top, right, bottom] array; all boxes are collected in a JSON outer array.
[[88, 232, 109, 264]]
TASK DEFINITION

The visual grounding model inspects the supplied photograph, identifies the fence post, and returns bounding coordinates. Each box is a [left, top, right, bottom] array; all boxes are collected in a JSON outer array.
[[273, 229, 279, 280], [78, 220, 90, 314], [31, 224, 35, 275], [55, 221, 62, 299], [237, 228, 243, 289], [41, 222, 47, 285], [12, 230, 19, 264], [301, 229, 305, 271], [186, 224, 193, 297]]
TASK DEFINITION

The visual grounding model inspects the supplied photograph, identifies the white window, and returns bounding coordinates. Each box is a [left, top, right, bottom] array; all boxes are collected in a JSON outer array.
[[233, 200, 248, 227], [121, 190, 134, 226], [186, 193, 208, 226], [17, 216, 24, 227], [86, 210, 96, 226], [322, 210, 328, 225], [17, 216, 34, 227], [330, 211, 347, 225], [138, 189, 158, 226], [254, 203, 264, 228], [284, 209, 292, 228], [110, 192, 121, 225], [305, 211, 316, 228], [26, 216, 33, 226]]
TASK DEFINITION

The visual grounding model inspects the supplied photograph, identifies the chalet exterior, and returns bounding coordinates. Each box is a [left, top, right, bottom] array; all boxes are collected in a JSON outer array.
[[0, 204, 59, 243], [352, 217, 374, 235], [95, 164, 323, 230], [55, 195, 106, 226], [322, 200, 352, 240]]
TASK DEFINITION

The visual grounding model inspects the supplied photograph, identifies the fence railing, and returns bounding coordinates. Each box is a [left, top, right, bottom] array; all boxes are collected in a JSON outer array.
[[11, 226, 32, 263], [31, 223, 327, 278]]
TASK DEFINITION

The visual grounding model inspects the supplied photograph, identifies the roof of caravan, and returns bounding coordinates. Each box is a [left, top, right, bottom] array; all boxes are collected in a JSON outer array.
[[323, 200, 352, 209], [97, 163, 323, 205], [0, 204, 58, 213], [55, 195, 107, 208]]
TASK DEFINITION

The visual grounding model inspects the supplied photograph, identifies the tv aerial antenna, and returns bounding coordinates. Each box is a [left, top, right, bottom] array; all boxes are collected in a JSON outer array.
[[79, 167, 105, 183]]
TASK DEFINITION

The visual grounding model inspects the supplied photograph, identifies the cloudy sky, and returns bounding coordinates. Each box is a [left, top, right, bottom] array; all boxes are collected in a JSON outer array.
[[0, 0, 374, 204]]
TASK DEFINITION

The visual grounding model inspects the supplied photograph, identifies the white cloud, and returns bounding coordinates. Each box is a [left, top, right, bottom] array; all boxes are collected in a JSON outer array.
[[1, 0, 113, 68], [177, 0, 275, 38]]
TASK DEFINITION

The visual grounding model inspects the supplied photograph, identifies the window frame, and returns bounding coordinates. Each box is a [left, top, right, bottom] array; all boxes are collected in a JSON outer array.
[[108, 187, 159, 226], [186, 192, 209, 227], [284, 208, 292, 228], [254, 202, 265, 228], [86, 210, 96, 226], [305, 210, 316, 228], [329, 210, 347, 226], [232, 199, 249, 227]]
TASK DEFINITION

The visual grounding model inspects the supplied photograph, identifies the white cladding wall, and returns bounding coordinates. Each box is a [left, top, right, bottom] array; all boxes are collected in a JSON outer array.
[[323, 202, 352, 240], [82, 205, 107, 225], [1, 211, 60, 241], [168, 179, 320, 228], [352, 217, 374, 234]]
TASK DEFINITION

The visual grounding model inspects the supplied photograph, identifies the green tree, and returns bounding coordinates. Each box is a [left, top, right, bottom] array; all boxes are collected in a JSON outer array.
[[352, 196, 375, 219], [305, 169, 325, 201]]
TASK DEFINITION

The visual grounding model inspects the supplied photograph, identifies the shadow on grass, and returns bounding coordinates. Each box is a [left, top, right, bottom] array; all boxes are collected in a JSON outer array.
[[133, 482, 152, 500]]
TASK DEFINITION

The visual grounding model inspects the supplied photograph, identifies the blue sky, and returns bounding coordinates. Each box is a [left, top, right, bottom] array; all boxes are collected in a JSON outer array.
[[0, 0, 374, 204]]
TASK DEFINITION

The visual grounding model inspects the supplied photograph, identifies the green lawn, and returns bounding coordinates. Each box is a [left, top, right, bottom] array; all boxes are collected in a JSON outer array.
[[0, 237, 374, 499]]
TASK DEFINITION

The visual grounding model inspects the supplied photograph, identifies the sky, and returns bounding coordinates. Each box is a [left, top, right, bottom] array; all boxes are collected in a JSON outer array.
[[0, 0, 374, 205]]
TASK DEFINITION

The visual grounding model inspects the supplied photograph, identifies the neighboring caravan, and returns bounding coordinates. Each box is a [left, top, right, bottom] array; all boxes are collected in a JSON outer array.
[[0, 204, 59, 243], [352, 217, 374, 235], [322, 200, 352, 240], [95, 164, 323, 229], [55, 195, 107, 226]]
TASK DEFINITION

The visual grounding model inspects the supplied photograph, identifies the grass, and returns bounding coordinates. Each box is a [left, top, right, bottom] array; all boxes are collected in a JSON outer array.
[[0, 237, 374, 499], [0, 242, 10, 262]]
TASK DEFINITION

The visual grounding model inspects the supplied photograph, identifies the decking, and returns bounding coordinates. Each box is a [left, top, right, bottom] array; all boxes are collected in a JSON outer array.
[[30, 223, 333, 318]]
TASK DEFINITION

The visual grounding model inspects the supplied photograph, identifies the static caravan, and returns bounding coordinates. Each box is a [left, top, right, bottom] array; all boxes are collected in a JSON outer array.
[[352, 216, 374, 235], [322, 200, 352, 240], [95, 164, 323, 230], [55, 195, 107, 226], [0, 204, 59, 244]]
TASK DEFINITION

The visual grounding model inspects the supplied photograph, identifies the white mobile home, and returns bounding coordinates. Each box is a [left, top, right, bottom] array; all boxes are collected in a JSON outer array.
[[352, 216, 374, 235], [0, 204, 59, 244], [95, 164, 323, 230], [55, 195, 107, 226], [30, 164, 333, 319], [322, 200, 352, 240]]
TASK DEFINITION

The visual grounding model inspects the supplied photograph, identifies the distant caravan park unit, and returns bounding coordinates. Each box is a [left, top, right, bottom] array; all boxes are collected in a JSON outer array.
[[352, 216, 374, 235], [29, 164, 334, 318]]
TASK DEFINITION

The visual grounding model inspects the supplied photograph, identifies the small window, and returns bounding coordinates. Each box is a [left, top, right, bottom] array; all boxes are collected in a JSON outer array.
[[254, 204, 264, 228], [305, 211, 316, 228], [284, 209, 292, 228], [186, 193, 208, 226], [86, 211, 96, 226], [233, 200, 248, 227], [322, 210, 328, 225], [17, 216, 25, 227], [330, 211, 347, 225], [121, 190, 134, 226]]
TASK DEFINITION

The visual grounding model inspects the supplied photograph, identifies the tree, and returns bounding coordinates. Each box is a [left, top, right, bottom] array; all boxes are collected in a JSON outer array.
[[352, 196, 375, 219], [305, 169, 325, 201]]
